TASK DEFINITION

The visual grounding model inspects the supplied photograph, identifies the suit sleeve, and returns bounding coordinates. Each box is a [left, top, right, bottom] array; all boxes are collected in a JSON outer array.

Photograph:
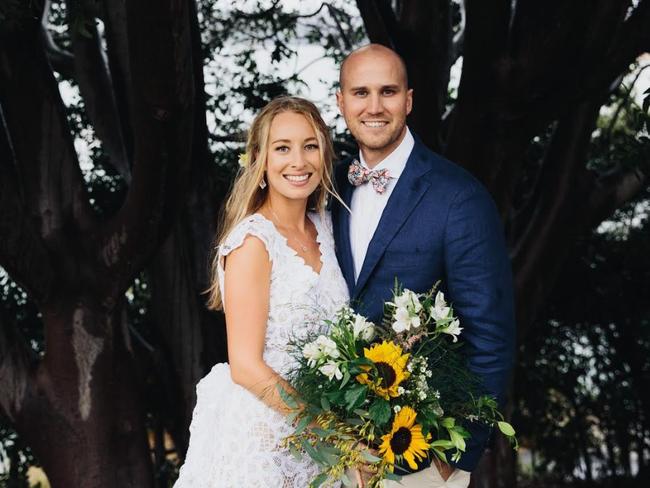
[[443, 182, 516, 472]]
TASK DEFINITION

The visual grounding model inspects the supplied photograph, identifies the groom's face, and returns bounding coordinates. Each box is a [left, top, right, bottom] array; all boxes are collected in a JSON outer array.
[[337, 50, 412, 166]]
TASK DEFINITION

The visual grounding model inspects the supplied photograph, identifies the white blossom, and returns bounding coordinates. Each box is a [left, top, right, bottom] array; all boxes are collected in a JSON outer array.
[[392, 307, 410, 333], [319, 361, 343, 381], [302, 341, 321, 367], [430, 291, 451, 321], [393, 405, 402, 413], [440, 318, 463, 342], [352, 314, 375, 341], [315, 335, 340, 358]]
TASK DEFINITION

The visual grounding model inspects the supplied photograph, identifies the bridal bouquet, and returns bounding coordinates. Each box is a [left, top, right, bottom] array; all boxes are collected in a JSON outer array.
[[280, 282, 517, 488]]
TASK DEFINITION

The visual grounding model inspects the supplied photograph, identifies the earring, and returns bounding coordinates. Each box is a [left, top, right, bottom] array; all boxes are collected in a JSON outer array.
[[259, 177, 267, 190]]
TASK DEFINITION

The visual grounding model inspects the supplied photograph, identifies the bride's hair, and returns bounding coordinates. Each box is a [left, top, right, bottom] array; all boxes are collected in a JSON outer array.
[[206, 96, 339, 310]]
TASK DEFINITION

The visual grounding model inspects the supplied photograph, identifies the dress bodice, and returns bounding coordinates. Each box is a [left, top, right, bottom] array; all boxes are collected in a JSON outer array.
[[217, 211, 349, 376]]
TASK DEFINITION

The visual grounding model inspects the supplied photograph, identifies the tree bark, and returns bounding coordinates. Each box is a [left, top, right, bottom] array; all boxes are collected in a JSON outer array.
[[0, 0, 197, 485], [5, 301, 153, 488]]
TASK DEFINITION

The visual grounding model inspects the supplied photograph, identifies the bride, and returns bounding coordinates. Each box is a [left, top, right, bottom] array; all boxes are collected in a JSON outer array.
[[173, 96, 351, 487]]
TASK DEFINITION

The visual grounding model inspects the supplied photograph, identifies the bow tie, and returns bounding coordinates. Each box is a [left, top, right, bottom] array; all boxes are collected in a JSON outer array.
[[347, 159, 392, 194]]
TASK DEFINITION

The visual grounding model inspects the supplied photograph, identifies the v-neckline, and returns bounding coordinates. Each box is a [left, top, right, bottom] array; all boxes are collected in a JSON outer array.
[[254, 212, 324, 277]]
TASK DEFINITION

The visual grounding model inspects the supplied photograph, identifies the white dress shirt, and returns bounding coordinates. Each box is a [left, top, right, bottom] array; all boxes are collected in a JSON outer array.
[[350, 128, 415, 281]]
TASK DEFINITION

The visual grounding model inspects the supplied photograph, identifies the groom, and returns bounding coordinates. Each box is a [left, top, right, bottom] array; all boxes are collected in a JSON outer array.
[[332, 44, 515, 487]]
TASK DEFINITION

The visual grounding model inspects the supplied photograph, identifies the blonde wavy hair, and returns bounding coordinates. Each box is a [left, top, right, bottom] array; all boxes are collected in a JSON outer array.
[[206, 96, 340, 310]]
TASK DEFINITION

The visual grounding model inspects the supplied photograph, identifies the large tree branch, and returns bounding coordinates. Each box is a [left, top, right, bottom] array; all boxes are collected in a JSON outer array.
[[462, 0, 510, 83], [66, 0, 131, 183], [0, 110, 55, 303], [102, 0, 135, 166], [0, 19, 93, 285], [398, 0, 452, 150], [355, 0, 395, 48], [511, 101, 602, 335], [97, 0, 195, 302]]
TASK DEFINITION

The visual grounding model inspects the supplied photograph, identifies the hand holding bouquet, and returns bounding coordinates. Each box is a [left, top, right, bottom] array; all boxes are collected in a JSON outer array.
[[280, 282, 517, 488]]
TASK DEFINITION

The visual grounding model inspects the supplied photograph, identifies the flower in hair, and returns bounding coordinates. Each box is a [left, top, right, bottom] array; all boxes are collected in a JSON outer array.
[[238, 153, 249, 168]]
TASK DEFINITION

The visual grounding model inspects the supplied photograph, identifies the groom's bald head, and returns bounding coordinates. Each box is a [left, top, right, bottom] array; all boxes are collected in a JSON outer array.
[[339, 44, 408, 90]]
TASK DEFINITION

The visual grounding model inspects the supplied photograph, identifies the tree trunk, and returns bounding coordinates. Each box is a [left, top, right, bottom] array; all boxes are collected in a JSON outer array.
[[11, 300, 153, 488]]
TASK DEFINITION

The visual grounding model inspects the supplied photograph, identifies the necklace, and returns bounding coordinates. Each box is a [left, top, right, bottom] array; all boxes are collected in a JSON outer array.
[[270, 208, 312, 252]]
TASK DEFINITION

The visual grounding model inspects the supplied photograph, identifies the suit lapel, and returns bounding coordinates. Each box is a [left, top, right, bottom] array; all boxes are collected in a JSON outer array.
[[336, 165, 356, 296], [353, 142, 432, 299]]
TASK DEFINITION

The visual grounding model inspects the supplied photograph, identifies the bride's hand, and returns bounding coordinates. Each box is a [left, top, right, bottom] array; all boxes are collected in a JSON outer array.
[[354, 442, 379, 487]]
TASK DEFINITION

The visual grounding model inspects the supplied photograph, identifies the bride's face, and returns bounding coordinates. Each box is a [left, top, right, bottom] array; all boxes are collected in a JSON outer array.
[[265, 111, 323, 203]]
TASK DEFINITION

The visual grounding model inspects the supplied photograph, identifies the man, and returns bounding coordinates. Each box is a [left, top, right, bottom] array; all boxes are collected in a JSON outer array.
[[332, 44, 516, 488]]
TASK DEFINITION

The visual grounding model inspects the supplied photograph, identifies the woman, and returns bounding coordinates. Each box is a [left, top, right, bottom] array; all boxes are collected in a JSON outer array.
[[173, 97, 350, 487]]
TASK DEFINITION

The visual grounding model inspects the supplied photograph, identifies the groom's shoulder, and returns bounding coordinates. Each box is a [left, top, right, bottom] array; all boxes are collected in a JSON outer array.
[[416, 142, 486, 198]]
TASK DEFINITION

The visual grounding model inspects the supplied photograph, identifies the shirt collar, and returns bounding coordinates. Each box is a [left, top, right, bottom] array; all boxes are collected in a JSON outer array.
[[358, 127, 414, 180]]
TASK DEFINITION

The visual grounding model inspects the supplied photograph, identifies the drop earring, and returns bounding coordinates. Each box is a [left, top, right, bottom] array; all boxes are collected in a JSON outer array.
[[259, 177, 267, 190]]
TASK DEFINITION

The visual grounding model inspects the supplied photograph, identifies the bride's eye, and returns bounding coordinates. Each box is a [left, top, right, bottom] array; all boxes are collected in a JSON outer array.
[[275, 145, 290, 153], [305, 143, 319, 151]]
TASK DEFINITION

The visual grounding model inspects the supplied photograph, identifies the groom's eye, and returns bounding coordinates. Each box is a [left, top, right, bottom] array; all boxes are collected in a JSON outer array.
[[353, 89, 367, 97], [382, 88, 396, 95]]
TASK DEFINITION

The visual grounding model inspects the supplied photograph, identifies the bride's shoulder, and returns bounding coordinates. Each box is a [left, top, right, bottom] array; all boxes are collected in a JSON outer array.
[[219, 213, 276, 258]]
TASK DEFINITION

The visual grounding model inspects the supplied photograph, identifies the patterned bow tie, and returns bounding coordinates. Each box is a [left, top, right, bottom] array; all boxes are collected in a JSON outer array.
[[347, 159, 391, 194]]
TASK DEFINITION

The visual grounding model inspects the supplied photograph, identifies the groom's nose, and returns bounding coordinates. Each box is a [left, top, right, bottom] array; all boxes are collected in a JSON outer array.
[[366, 92, 383, 114]]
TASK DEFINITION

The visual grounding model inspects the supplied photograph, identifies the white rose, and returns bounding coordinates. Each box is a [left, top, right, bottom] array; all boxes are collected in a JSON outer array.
[[319, 361, 343, 381]]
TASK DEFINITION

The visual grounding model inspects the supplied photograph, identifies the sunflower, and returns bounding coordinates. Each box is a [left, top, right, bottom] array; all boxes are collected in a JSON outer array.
[[356, 341, 410, 399], [379, 406, 431, 469]]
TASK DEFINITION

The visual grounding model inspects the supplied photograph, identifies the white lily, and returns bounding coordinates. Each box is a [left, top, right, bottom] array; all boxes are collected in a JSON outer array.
[[319, 361, 343, 381], [441, 318, 463, 342], [352, 314, 375, 341], [430, 291, 451, 321], [392, 306, 411, 333], [302, 341, 322, 367], [315, 335, 340, 359]]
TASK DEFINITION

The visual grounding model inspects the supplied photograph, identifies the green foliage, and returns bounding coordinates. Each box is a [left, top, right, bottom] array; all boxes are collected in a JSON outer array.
[[515, 198, 650, 482]]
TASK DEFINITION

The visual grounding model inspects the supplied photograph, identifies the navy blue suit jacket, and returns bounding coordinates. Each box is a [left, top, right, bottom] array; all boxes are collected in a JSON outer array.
[[331, 136, 515, 472]]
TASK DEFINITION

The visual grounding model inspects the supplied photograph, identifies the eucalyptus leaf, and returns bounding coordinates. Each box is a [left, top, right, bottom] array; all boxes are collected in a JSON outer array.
[[309, 472, 329, 488], [497, 421, 516, 437]]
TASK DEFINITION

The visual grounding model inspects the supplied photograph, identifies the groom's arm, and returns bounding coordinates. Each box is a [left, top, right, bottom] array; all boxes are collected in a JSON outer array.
[[443, 181, 516, 472]]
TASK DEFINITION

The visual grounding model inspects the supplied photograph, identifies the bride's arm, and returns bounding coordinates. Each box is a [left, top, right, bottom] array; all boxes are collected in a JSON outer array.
[[223, 235, 299, 417]]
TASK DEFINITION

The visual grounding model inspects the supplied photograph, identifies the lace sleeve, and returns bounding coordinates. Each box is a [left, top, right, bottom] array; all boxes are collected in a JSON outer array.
[[217, 214, 275, 308]]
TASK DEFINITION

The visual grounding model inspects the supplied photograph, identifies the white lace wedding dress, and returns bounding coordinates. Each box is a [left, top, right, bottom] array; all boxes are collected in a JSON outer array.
[[174, 212, 349, 487]]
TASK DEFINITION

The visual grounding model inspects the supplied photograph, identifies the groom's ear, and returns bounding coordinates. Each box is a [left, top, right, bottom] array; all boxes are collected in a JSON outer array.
[[406, 88, 413, 115], [336, 90, 343, 112]]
